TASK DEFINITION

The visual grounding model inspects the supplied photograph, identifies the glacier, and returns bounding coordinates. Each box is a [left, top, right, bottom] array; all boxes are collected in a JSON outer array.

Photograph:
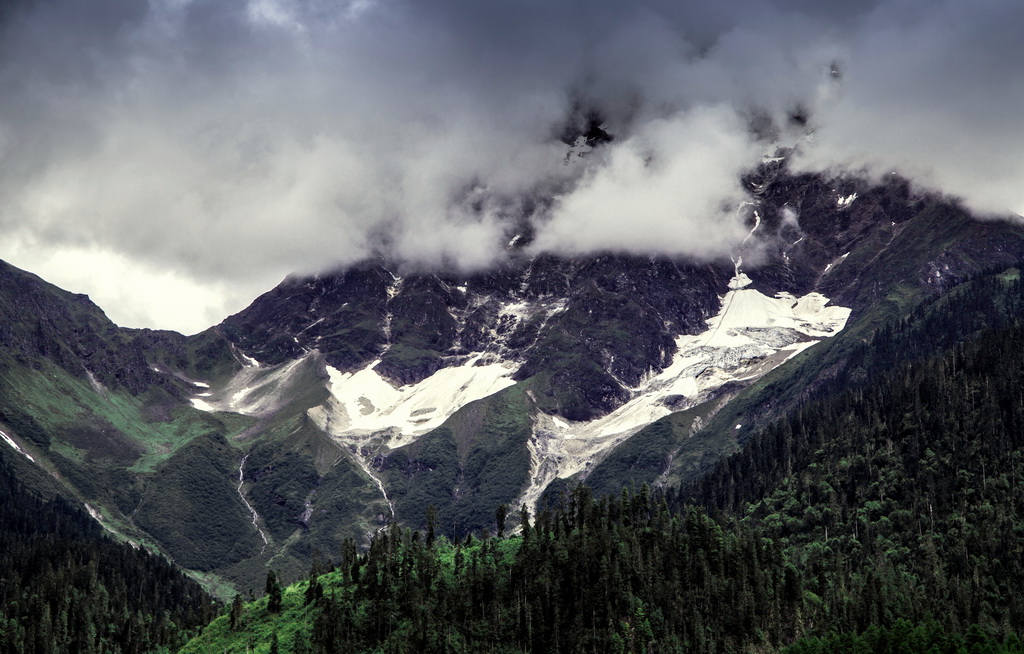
[[516, 271, 850, 512], [192, 269, 850, 518]]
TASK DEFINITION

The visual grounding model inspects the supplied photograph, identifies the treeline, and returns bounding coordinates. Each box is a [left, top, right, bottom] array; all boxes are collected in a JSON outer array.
[[191, 481, 1024, 653], [186, 490, 807, 653], [784, 620, 1024, 653], [0, 461, 218, 654]]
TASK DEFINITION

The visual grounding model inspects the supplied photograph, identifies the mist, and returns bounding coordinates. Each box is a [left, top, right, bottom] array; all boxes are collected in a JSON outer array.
[[0, 0, 1021, 333]]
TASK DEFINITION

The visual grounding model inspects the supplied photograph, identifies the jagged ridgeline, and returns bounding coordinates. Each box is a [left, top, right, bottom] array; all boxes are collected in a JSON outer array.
[[3, 164, 1024, 599], [181, 260, 1024, 652]]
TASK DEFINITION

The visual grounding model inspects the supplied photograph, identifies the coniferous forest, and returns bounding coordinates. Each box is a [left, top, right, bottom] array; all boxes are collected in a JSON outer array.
[[179, 267, 1024, 652], [0, 462, 219, 653]]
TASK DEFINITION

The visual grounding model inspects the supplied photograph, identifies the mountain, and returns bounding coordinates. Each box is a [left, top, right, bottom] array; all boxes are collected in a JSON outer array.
[[181, 245, 1024, 653], [0, 457, 218, 653], [2, 160, 1024, 596]]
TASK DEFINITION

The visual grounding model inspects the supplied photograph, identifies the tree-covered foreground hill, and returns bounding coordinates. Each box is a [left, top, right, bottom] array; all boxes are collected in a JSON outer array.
[[0, 459, 219, 653], [182, 265, 1024, 653]]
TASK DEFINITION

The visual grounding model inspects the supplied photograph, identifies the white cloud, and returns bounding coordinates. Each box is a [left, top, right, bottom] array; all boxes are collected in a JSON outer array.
[[791, 0, 1024, 217], [0, 240, 264, 335], [533, 107, 757, 257], [0, 0, 1022, 332]]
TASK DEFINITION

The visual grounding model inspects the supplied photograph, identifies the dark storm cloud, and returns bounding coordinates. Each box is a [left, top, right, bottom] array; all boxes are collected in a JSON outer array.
[[0, 0, 1021, 331]]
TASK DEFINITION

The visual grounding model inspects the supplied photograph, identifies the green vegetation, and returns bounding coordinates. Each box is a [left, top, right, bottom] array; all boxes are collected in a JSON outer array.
[[230, 417, 391, 589], [0, 357, 247, 473], [183, 492, 801, 653], [784, 621, 1024, 654], [382, 382, 533, 536], [0, 457, 218, 653], [185, 263, 1024, 652], [135, 431, 264, 571]]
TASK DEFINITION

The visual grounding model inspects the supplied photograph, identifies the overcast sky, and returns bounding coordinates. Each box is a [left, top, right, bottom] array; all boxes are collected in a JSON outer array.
[[1, 0, 1021, 334]]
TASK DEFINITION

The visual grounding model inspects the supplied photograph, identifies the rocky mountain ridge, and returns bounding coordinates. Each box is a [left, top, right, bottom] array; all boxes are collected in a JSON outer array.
[[3, 163, 1024, 594]]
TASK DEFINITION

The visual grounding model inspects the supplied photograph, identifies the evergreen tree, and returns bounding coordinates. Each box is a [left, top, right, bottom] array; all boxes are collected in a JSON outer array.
[[426, 505, 438, 548], [229, 594, 244, 631], [266, 570, 283, 614], [495, 504, 508, 538]]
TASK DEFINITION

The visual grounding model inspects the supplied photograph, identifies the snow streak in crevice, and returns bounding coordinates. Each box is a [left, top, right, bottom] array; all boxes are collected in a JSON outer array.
[[0, 429, 34, 463], [237, 454, 268, 552]]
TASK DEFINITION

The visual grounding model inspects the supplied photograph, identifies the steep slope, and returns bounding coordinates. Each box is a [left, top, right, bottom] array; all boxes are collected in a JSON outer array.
[[197, 165, 1024, 540], [181, 263, 1024, 654], [556, 196, 1024, 501], [0, 455, 219, 653], [4, 162, 1024, 596], [0, 261, 387, 594], [676, 264, 1024, 639]]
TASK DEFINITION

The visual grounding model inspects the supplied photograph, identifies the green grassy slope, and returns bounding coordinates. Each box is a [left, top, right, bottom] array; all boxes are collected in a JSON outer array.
[[381, 382, 535, 536]]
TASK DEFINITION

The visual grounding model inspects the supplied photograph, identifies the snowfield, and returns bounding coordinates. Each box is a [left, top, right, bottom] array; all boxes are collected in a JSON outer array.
[[515, 271, 851, 512], [313, 354, 518, 447], [191, 270, 850, 516]]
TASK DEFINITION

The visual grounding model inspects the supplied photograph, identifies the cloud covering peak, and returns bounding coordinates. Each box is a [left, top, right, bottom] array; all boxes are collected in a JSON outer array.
[[0, 0, 1021, 332]]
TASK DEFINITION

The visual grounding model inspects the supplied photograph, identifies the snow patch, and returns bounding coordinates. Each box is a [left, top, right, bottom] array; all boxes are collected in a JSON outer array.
[[84, 503, 103, 523], [516, 271, 851, 513], [729, 272, 752, 290], [189, 398, 216, 412], [838, 193, 857, 208], [822, 252, 850, 277], [1, 429, 34, 462], [236, 348, 261, 368], [190, 352, 319, 416], [310, 353, 518, 449], [86, 370, 106, 396]]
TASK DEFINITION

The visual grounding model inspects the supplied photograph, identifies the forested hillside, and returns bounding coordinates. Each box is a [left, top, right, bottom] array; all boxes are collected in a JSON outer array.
[[0, 461, 218, 653], [676, 269, 1024, 641], [182, 265, 1024, 652]]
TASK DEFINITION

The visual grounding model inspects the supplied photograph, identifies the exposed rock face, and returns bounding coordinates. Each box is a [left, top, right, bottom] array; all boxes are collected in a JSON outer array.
[[218, 254, 731, 422], [0, 260, 237, 397], [216, 167, 1024, 422]]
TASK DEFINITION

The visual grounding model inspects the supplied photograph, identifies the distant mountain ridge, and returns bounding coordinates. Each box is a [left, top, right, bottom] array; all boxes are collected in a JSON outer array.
[[2, 163, 1024, 594]]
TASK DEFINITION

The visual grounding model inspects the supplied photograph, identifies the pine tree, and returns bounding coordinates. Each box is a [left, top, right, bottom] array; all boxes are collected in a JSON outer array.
[[426, 505, 438, 548], [496, 504, 508, 538], [266, 570, 283, 614], [229, 594, 244, 631], [292, 630, 311, 654]]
